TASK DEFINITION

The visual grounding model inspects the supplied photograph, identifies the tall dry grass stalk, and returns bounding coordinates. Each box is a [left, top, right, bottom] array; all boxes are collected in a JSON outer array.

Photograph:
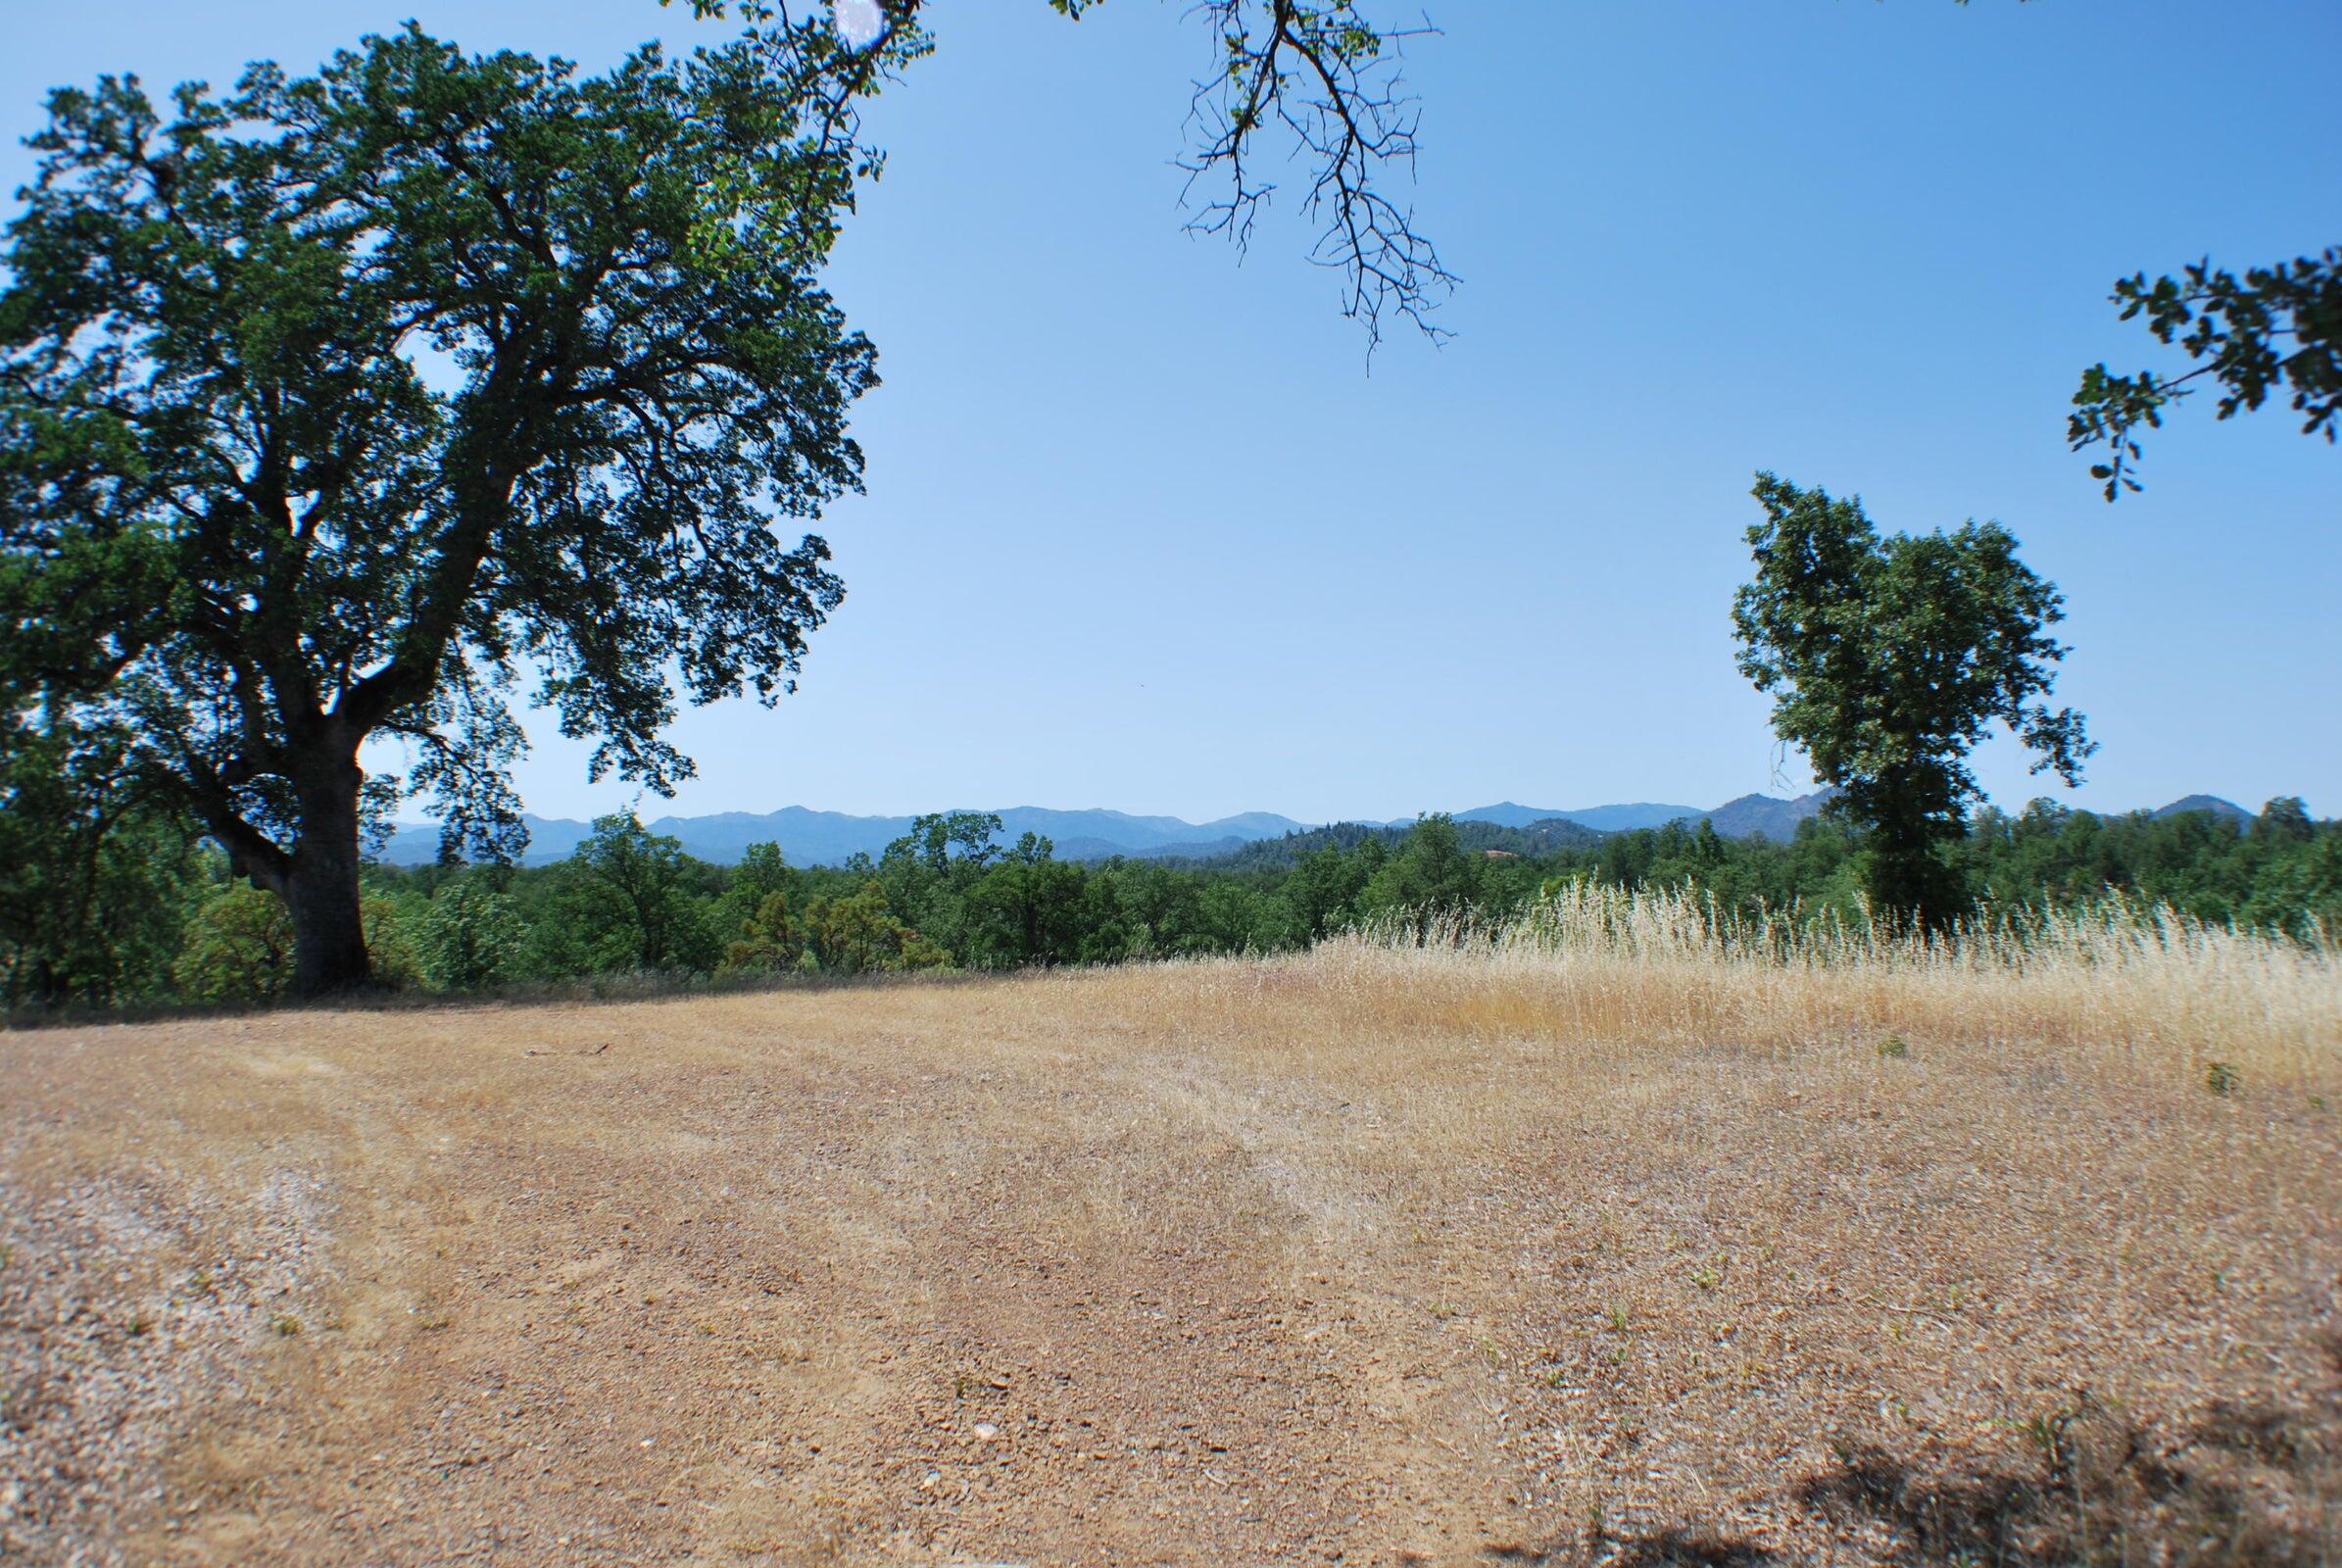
[[1304, 883, 2342, 1089]]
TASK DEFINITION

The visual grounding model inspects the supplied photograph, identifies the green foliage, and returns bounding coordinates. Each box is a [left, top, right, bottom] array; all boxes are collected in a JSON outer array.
[[1361, 813, 1482, 917], [1967, 798, 2342, 941], [557, 812, 720, 975], [412, 878, 523, 992], [1285, 840, 1378, 940], [171, 885, 295, 1003], [2071, 249, 2340, 498], [873, 811, 1002, 956], [7, 790, 2338, 1014], [804, 880, 947, 974], [724, 890, 806, 973], [0, 724, 204, 1007], [361, 895, 422, 990], [964, 833, 1089, 966], [1732, 474, 2093, 928], [0, 24, 876, 993]]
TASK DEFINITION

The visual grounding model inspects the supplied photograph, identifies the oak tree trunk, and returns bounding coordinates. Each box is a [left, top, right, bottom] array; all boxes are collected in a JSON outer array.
[[287, 755, 371, 997]]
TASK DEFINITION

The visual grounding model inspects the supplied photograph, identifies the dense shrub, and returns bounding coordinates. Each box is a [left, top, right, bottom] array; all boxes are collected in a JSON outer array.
[[171, 886, 295, 1004], [412, 880, 523, 993]]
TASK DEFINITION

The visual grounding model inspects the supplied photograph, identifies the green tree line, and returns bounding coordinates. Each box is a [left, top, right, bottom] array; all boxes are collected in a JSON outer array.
[[6, 798, 2334, 1012]]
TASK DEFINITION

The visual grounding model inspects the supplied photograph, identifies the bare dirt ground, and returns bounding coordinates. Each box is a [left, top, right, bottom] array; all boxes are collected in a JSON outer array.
[[4, 950, 2338, 1566]]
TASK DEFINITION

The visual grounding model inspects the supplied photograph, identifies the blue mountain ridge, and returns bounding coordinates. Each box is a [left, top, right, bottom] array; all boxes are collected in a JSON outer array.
[[1442, 801, 1707, 833], [378, 790, 2251, 868], [378, 806, 1318, 868], [2151, 794, 2251, 823]]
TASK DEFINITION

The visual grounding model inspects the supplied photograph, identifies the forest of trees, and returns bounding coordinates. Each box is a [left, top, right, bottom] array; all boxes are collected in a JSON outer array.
[[5, 798, 2334, 1012]]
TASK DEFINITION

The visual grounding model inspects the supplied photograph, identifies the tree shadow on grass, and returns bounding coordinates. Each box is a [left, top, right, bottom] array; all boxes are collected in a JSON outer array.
[[2, 958, 1019, 1031], [1471, 1392, 2334, 1568], [1601, 1529, 1775, 1566], [1794, 1394, 2335, 1567], [1477, 1524, 1774, 1566]]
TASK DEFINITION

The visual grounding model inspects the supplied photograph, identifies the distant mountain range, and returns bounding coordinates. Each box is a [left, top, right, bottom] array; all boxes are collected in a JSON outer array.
[[380, 789, 2262, 867], [388, 785, 2156, 866], [1440, 793, 1845, 841], [1446, 801, 1705, 833], [1180, 814, 1614, 872], [378, 806, 1317, 868], [379, 794, 1858, 867]]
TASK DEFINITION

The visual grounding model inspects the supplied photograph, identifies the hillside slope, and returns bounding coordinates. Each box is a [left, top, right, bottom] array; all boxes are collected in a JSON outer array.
[[1695, 788, 1839, 841]]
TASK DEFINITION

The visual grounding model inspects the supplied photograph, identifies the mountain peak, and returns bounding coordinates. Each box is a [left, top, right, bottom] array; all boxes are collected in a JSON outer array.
[[1449, 801, 1708, 833], [1691, 788, 1838, 842], [2152, 795, 2250, 822]]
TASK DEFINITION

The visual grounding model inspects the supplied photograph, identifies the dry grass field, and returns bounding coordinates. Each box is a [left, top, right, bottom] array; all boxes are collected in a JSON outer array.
[[4, 894, 2339, 1566]]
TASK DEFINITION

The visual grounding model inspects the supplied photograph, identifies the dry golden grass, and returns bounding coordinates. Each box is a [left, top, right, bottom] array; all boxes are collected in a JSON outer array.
[[3, 896, 2337, 1566], [1344, 884, 2342, 1090]]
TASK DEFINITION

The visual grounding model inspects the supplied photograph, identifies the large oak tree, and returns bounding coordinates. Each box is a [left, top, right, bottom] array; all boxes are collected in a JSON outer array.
[[0, 28, 876, 994]]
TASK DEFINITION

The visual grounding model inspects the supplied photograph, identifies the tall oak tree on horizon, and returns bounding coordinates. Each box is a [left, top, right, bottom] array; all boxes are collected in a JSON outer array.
[[1732, 473, 2094, 928]]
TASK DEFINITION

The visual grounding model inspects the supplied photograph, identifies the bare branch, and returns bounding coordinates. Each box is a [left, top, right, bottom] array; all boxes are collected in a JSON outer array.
[[1175, 2, 1455, 356], [682, 0, 1453, 355]]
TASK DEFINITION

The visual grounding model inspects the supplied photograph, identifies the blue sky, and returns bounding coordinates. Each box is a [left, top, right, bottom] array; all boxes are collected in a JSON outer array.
[[7, 1, 2337, 823]]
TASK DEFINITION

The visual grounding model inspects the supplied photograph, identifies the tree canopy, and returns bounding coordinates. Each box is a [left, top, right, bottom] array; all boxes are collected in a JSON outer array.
[[0, 26, 877, 992], [1731, 473, 2093, 926]]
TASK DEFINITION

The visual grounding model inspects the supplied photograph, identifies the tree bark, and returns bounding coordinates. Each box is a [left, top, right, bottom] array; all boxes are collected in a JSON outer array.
[[286, 754, 372, 997]]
